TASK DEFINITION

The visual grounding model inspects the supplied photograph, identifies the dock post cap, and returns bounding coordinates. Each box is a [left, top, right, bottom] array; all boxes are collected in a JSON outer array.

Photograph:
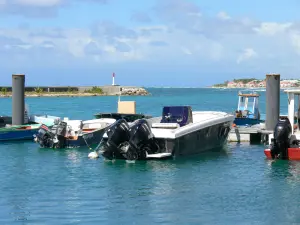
[[12, 74, 25, 77], [266, 73, 280, 76]]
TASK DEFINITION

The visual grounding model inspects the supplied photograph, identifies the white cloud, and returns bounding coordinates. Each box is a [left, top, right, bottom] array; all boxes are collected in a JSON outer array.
[[253, 22, 293, 36], [15, 0, 62, 7], [1, 0, 300, 79], [237, 48, 257, 64], [217, 11, 230, 20]]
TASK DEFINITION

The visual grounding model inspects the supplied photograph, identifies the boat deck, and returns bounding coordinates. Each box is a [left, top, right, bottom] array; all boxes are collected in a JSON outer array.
[[149, 111, 234, 139]]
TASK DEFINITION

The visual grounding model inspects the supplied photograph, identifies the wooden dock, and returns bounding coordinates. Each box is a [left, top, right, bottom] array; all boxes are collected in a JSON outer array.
[[228, 124, 273, 143]]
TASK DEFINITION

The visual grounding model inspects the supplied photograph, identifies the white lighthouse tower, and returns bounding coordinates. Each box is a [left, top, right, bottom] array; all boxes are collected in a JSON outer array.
[[112, 72, 115, 86]]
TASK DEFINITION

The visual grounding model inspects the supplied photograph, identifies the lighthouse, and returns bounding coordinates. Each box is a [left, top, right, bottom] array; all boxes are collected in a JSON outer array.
[[112, 72, 115, 86]]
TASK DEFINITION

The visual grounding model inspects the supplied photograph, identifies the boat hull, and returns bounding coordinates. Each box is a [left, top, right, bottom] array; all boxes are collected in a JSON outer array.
[[157, 121, 231, 157], [0, 127, 39, 141], [265, 148, 300, 160], [69, 129, 106, 148], [233, 118, 261, 126]]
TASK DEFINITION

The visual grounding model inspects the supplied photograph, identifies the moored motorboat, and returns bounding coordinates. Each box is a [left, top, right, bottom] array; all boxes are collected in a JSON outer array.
[[233, 91, 261, 126], [264, 89, 300, 160], [34, 118, 116, 149], [0, 114, 60, 141], [96, 106, 234, 160]]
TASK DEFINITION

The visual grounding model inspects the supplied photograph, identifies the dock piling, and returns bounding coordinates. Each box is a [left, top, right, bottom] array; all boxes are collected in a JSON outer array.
[[265, 73, 280, 131], [12, 74, 25, 125]]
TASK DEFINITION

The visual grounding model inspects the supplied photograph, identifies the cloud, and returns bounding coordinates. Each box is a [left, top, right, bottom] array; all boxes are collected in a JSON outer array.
[[131, 12, 152, 23], [149, 41, 168, 47], [91, 21, 138, 40], [84, 41, 103, 55], [2, 0, 300, 82], [0, 0, 109, 17], [29, 28, 65, 38], [237, 48, 257, 64], [114, 41, 131, 52], [217, 11, 231, 20]]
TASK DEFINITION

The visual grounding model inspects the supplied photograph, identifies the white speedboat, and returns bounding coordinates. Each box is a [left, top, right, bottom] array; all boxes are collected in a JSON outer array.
[[97, 106, 235, 160]]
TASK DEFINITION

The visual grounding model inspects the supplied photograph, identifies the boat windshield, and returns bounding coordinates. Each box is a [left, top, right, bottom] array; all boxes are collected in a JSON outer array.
[[162, 106, 187, 123], [238, 97, 254, 113]]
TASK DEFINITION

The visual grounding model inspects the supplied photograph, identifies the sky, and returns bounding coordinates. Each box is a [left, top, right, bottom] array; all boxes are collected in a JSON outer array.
[[1, 0, 300, 87]]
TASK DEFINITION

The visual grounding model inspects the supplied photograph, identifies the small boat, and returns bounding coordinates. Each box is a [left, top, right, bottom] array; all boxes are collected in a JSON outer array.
[[0, 123, 41, 141], [264, 89, 300, 160], [96, 106, 234, 160], [233, 91, 261, 126], [34, 118, 116, 149], [0, 114, 60, 141]]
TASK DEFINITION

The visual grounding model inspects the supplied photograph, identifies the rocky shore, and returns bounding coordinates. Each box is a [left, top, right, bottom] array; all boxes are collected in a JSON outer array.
[[120, 87, 149, 96]]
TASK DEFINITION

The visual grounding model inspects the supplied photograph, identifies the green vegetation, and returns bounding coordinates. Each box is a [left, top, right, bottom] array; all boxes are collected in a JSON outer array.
[[1, 87, 7, 96], [85, 86, 103, 94], [232, 78, 257, 84], [212, 80, 229, 87], [34, 87, 43, 94], [213, 83, 227, 87], [67, 87, 78, 94]]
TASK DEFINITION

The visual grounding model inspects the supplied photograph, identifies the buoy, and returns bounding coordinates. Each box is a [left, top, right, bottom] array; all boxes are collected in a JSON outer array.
[[88, 151, 99, 159]]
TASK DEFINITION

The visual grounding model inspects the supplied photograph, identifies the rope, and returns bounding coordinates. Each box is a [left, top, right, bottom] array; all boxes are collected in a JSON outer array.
[[82, 134, 93, 151]]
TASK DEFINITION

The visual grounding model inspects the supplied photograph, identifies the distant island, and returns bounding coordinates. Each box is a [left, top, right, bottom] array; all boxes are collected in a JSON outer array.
[[212, 78, 300, 88]]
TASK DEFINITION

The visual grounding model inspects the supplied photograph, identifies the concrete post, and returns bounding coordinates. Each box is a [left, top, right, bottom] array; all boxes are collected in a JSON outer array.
[[265, 73, 280, 131], [12, 74, 25, 125]]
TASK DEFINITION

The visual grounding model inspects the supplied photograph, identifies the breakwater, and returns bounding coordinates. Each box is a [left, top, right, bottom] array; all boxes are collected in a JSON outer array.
[[0, 85, 150, 97]]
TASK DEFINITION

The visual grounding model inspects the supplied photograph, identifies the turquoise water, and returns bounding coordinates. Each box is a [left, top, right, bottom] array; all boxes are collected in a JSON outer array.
[[0, 88, 299, 224]]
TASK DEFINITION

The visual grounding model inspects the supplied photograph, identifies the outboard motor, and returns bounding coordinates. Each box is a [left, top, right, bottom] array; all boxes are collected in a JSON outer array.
[[270, 118, 292, 159], [98, 119, 131, 160], [35, 122, 68, 149], [119, 119, 159, 160]]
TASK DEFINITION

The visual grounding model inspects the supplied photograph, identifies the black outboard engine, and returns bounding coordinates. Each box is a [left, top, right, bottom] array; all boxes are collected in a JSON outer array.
[[98, 119, 131, 160], [270, 118, 292, 159], [119, 119, 159, 160], [35, 122, 68, 149]]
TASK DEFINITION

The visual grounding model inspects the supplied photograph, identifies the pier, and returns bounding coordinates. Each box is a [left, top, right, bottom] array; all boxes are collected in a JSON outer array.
[[0, 85, 149, 96], [228, 125, 272, 143]]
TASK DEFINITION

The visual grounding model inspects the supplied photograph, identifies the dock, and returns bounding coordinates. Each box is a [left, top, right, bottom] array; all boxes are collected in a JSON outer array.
[[228, 73, 281, 144], [228, 124, 273, 143]]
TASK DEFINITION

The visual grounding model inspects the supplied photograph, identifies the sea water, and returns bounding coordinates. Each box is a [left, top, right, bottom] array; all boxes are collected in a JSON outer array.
[[0, 88, 299, 224]]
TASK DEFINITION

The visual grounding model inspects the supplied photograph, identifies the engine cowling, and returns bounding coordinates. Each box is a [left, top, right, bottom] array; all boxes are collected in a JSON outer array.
[[120, 119, 158, 160], [270, 118, 292, 159], [35, 122, 68, 149], [97, 119, 131, 160]]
